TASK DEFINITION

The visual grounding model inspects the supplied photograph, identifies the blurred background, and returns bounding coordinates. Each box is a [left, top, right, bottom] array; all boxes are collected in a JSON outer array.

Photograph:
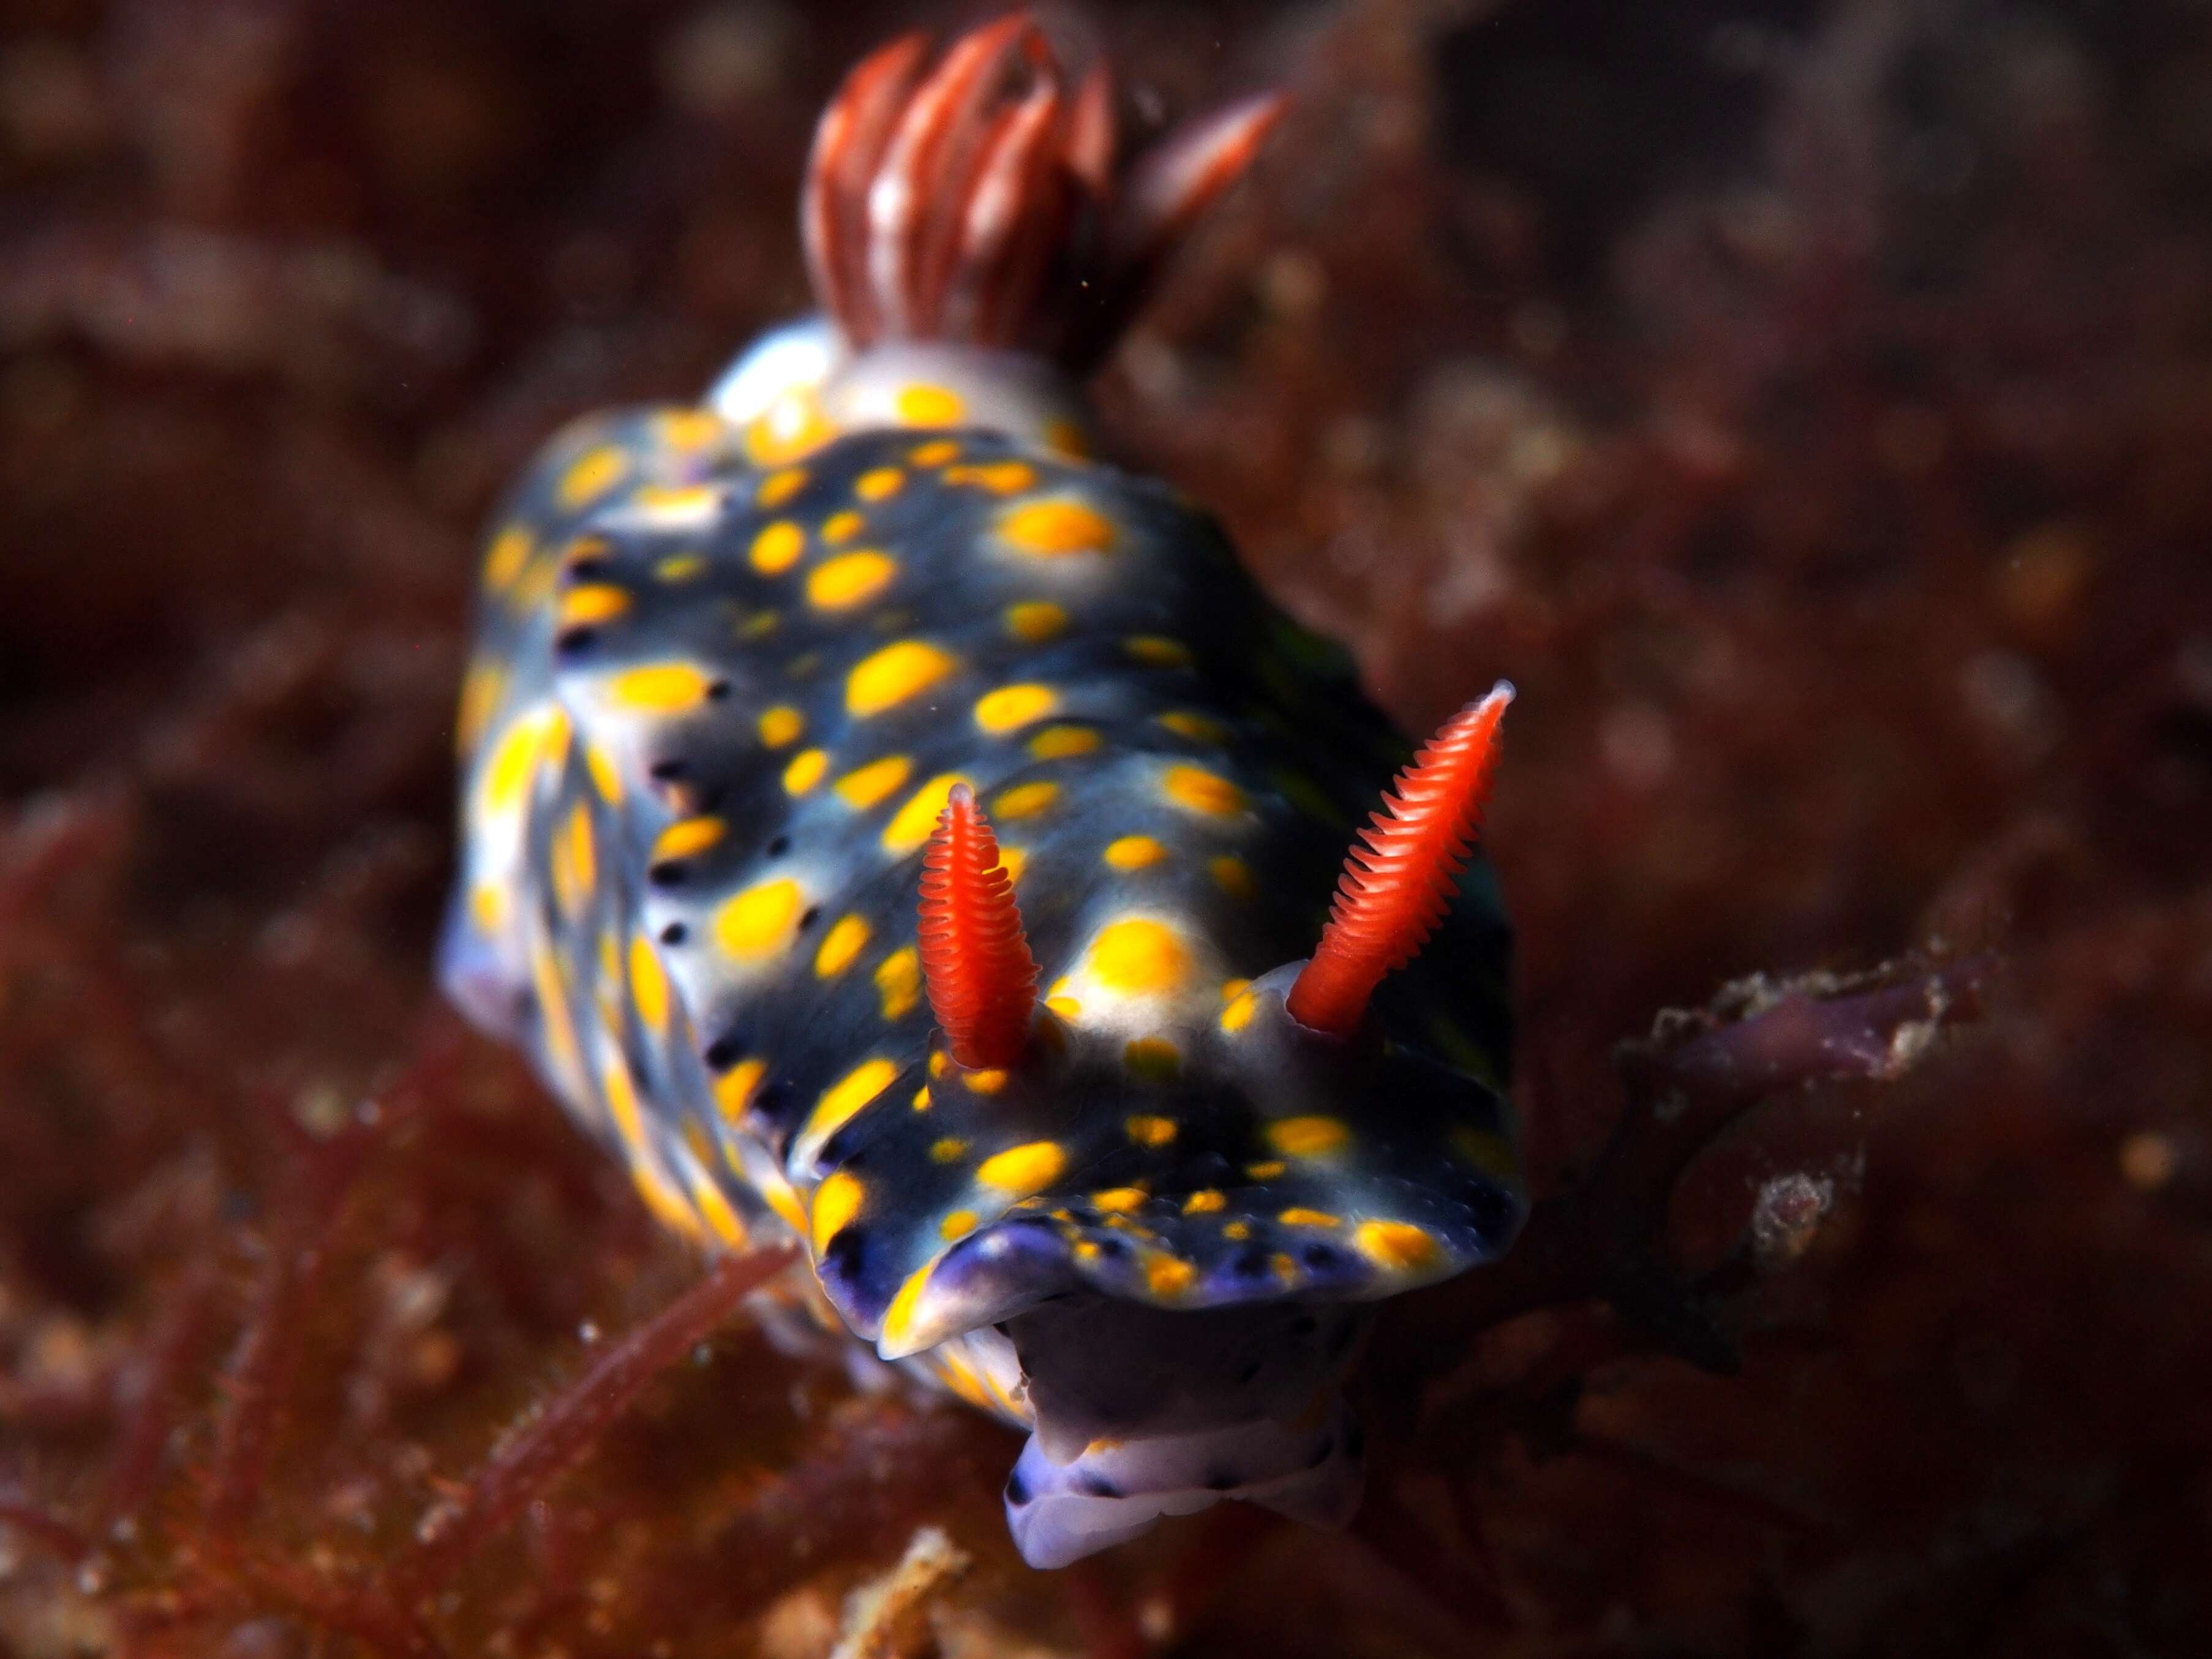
[[3, 0, 2210, 1653]]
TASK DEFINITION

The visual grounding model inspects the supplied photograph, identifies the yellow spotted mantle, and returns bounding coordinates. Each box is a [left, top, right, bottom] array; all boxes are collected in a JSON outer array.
[[441, 399, 1521, 1412]]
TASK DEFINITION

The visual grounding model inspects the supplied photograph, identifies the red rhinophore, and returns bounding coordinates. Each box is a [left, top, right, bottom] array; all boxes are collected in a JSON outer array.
[[797, 10, 1285, 366], [918, 784, 1039, 1069], [1285, 683, 1514, 1039]]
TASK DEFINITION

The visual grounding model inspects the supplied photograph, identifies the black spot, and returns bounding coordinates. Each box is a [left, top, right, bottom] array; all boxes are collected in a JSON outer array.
[[1075, 1471, 1121, 1499], [648, 758, 691, 782], [647, 861, 686, 887], [705, 679, 732, 701], [1301, 1244, 1345, 1272], [1005, 1469, 1031, 1506], [1203, 1469, 1239, 1492], [562, 554, 611, 581], [554, 627, 597, 653], [659, 922, 688, 946], [766, 834, 791, 857], [820, 1226, 865, 1278], [799, 905, 821, 930], [1093, 1236, 1127, 1258], [753, 1082, 794, 1125], [1231, 1248, 1270, 1279], [702, 1033, 748, 1070]]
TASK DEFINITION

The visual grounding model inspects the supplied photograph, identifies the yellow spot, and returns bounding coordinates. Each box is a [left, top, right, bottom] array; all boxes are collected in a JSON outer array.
[[1029, 724, 1098, 759], [746, 389, 832, 465], [807, 1058, 900, 1148], [882, 772, 971, 855], [1088, 918, 1191, 996], [1046, 994, 1082, 1019], [1209, 855, 1257, 898], [1126, 635, 1194, 667], [481, 707, 568, 813], [1044, 418, 1091, 459], [876, 947, 921, 1018], [814, 914, 870, 977], [748, 705, 800, 749], [655, 408, 724, 451], [1162, 763, 1244, 816], [1001, 500, 1116, 557], [854, 467, 905, 501], [611, 663, 713, 713], [750, 520, 805, 574], [1219, 991, 1260, 1034], [557, 445, 628, 509], [1247, 1161, 1288, 1180], [649, 818, 723, 865], [1280, 1208, 1341, 1228], [822, 509, 864, 544], [998, 846, 1028, 885], [976, 1142, 1066, 1197], [993, 780, 1059, 820], [1267, 1116, 1349, 1158], [713, 877, 805, 963], [1005, 601, 1068, 643], [1145, 1255, 1195, 1296], [483, 525, 533, 590], [758, 1166, 808, 1239], [713, 1058, 765, 1126], [940, 1209, 979, 1241], [1158, 710, 1230, 743], [810, 1170, 863, 1253], [1355, 1221, 1440, 1271], [808, 550, 898, 611], [1183, 1189, 1227, 1214], [1104, 835, 1168, 871], [847, 640, 958, 717], [930, 1051, 952, 1078], [881, 1263, 934, 1349], [909, 437, 961, 466], [579, 747, 619, 807], [975, 683, 1059, 734], [1126, 1115, 1178, 1147], [835, 754, 913, 809], [946, 460, 1037, 494], [1222, 1221, 1252, 1240], [1221, 977, 1251, 1001], [468, 881, 506, 934], [1092, 1187, 1146, 1214], [632, 483, 719, 522], [1123, 1037, 1181, 1080], [783, 748, 828, 794], [756, 467, 808, 508], [456, 660, 506, 754], [691, 1175, 749, 1249], [961, 1068, 1008, 1095], [738, 610, 781, 639], [895, 384, 966, 425], [629, 936, 671, 1030], [911, 1086, 931, 1110], [603, 1054, 647, 1149], [930, 1137, 968, 1163]]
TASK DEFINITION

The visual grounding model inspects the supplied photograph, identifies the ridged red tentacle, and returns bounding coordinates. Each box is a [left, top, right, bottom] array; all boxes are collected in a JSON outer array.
[[802, 31, 930, 347], [1285, 683, 1514, 1039], [918, 784, 1038, 1069]]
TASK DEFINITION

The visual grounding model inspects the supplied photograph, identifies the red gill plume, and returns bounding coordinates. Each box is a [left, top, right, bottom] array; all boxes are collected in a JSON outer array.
[[918, 784, 1038, 1069], [799, 10, 1284, 367], [1284, 683, 1514, 1040]]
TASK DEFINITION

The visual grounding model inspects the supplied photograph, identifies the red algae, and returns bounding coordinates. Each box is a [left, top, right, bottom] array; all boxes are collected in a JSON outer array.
[[4, 1, 2211, 1655]]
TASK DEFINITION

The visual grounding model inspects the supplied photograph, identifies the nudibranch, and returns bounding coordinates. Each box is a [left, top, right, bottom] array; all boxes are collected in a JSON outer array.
[[440, 12, 1522, 1568]]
